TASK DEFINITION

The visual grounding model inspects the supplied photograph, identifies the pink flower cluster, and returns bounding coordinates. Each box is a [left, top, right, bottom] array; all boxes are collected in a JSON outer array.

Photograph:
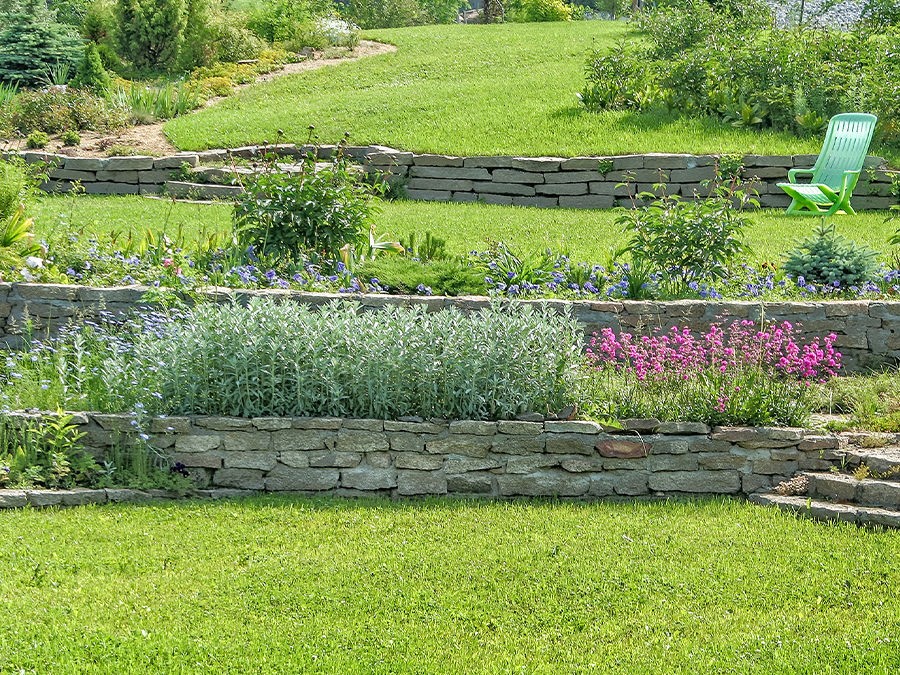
[[586, 320, 841, 382]]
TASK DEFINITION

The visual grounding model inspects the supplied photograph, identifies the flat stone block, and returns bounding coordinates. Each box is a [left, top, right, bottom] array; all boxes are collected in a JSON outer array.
[[492, 436, 545, 455], [409, 166, 491, 180], [26, 491, 63, 507], [497, 420, 542, 436], [545, 171, 602, 183], [171, 451, 223, 469], [558, 195, 614, 209], [544, 433, 596, 455], [273, 429, 335, 451], [596, 438, 649, 459], [511, 157, 563, 172], [426, 435, 491, 457], [656, 422, 710, 435], [342, 419, 383, 432], [252, 417, 292, 431], [413, 154, 464, 167], [337, 429, 389, 453], [407, 178, 474, 192], [154, 153, 200, 169], [265, 465, 338, 491], [341, 466, 397, 491], [223, 451, 277, 471], [64, 157, 107, 170], [193, 416, 252, 431], [406, 189, 451, 201], [498, 470, 589, 497], [445, 456, 503, 473], [492, 169, 545, 184], [449, 420, 497, 435], [447, 472, 494, 494], [293, 417, 342, 430], [560, 457, 605, 473], [394, 453, 443, 470], [590, 471, 649, 497], [213, 468, 264, 490], [648, 470, 740, 494], [59, 488, 108, 506], [105, 156, 155, 170], [506, 455, 560, 474], [397, 470, 447, 496], [535, 183, 587, 196], [96, 170, 140, 183], [222, 431, 270, 452], [389, 433, 424, 453], [512, 196, 559, 208], [385, 420, 445, 434], [472, 181, 535, 196], [175, 434, 222, 453]]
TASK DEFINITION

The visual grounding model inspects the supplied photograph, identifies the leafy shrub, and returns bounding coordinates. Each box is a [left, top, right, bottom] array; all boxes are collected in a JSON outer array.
[[194, 76, 233, 97], [26, 130, 50, 149], [246, 0, 333, 43], [616, 183, 753, 295], [233, 145, 379, 266], [583, 320, 841, 427], [10, 87, 128, 133], [114, 0, 209, 72], [103, 299, 583, 420], [72, 41, 111, 94], [357, 255, 485, 296], [508, 0, 573, 22], [0, 412, 98, 489], [0, 159, 33, 223], [862, 0, 900, 28], [209, 20, 265, 63], [61, 129, 81, 145], [784, 221, 880, 289], [0, 0, 83, 86]]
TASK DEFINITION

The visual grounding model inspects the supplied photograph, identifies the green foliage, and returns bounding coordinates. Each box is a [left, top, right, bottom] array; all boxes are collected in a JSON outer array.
[[233, 144, 379, 265], [101, 299, 583, 420], [582, 2, 900, 148], [617, 183, 753, 294], [862, 0, 900, 29], [48, 0, 91, 25], [785, 221, 880, 288], [0, 0, 83, 86], [115, 0, 189, 72], [25, 130, 49, 149], [72, 42, 111, 94], [0, 158, 34, 223], [508, 0, 573, 22], [338, 0, 463, 28], [0, 411, 98, 489], [246, 0, 333, 47], [9, 87, 128, 133], [357, 255, 485, 295], [112, 81, 202, 123], [60, 129, 82, 146], [96, 439, 192, 489]]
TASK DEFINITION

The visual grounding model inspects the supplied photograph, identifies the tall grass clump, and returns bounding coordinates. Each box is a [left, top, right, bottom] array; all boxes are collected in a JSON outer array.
[[112, 82, 201, 124], [106, 299, 583, 420]]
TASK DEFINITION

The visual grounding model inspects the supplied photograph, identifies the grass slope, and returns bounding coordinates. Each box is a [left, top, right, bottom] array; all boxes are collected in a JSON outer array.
[[0, 497, 898, 673], [164, 22, 824, 158], [32, 195, 897, 263]]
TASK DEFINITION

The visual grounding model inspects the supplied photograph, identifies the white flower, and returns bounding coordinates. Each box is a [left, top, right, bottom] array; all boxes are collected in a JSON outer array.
[[25, 256, 44, 269]]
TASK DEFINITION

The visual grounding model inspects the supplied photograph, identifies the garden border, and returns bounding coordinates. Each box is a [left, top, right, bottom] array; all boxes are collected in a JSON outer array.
[[0, 282, 898, 371], [5, 145, 897, 210]]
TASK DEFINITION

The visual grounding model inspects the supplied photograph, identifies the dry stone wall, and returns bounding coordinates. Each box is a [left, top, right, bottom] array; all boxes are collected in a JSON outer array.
[[6, 145, 896, 210], [0, 411, 848, 500], [1, 282, 899, 371]]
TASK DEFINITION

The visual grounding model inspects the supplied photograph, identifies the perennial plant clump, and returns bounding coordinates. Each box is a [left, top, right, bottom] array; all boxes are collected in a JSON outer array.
[[583, 320, 841, 426]]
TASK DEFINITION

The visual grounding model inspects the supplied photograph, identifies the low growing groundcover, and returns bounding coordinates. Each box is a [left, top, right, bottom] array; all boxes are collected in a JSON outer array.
[[0, 497, 898, 673]]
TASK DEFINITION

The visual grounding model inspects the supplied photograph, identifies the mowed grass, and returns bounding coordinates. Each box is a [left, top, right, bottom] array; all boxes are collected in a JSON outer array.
[[1, 497, 898, 673], [163, 22, 826, 158], [32, 195, 899, 263]]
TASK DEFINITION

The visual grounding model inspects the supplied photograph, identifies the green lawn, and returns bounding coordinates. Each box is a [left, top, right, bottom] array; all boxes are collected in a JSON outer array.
[[32, 195, 899, 263], [163, 22, 827, 158], [0, 497, 897, 673]]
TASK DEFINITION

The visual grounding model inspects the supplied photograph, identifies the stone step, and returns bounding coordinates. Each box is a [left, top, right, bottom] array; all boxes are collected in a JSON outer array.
[[749, 493, 900, 528], [839, 446, 900, 478], [804, 471, 900, 509]]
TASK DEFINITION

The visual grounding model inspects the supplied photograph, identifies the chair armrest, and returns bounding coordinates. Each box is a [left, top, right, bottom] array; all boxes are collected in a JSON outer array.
[[787, 168, 815, 182], [841, 169, 861, 193]]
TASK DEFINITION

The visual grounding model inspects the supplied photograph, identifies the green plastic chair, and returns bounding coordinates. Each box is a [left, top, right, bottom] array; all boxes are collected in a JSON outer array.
[[777, 112, 877, 216]]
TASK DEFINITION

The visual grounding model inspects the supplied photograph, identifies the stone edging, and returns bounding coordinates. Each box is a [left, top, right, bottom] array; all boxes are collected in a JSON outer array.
[[6, 145, 897, 210], [0, 411, 846, 505], [1, 282, 898, 371]]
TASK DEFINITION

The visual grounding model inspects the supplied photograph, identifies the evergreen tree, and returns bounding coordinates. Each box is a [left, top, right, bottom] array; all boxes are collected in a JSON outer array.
[[0, 0, 83, 85], [72, 42, 112, 94], [115, 0, 187, 72]]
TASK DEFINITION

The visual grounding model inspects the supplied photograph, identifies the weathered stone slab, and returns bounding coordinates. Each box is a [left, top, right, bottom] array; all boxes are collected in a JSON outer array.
[[105, 156, 154, 170], [222, 431, 270, 452], [213, 468, 265, 490], [426, 435, 491, 457], [252, 417, 292, 431], [595, 438, 649, 459], [648, 470, 740, 494], [445, 456, 503, 474], [492, 169, 545, 184], [497, 420, 542, 436], [265, 465, 338, 491], [447, 472, 494, 494], [498, 470, 589, 497], [492, 436, 545, 455], [394, 453, 444, 470], [543, 433, 596, 455], [274, 429, 335, 451], [397, 470, 447, 496], [544, 420, 603, 434], [449, 420, 496, 435], [223, 451, 277, 471], [175, 434, 222, 453], [340, 466, 397, 490]]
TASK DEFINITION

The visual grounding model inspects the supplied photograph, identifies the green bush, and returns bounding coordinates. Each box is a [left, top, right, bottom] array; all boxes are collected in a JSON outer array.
[[103, 299, 583, 420], [617, 182, 753, 295], [72, 42, 112, 94], [784, 221, 880, 288], [0, 0, 83, 86], [10, 87, 127, 133], [0, 413, 98, 489], [233, 145, 379, 266], [115, 0, 211, 72], [357, 255, 485, 296], [0, 158, 34, 224], [25, 130, 50, 149], [61, 129, 82, 145], [112, 81, 201, 123], [508, 0, 572, 22]]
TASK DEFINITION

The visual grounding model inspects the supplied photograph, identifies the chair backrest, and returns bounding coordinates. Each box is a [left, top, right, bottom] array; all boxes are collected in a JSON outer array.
[[812, 113, 878, 188]]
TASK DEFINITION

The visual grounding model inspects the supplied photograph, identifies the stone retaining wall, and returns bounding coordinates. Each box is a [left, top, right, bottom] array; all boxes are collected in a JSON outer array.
[[1, 412, 847, 500], [0, 282, 897, 371], [7, 145, 897, 210]]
